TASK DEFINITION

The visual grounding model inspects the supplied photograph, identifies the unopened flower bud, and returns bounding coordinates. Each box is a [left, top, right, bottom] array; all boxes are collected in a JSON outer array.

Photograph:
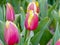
[[25, 10, 38, 30], [4, 21, 20, 45], [6, 3, 15, 21]]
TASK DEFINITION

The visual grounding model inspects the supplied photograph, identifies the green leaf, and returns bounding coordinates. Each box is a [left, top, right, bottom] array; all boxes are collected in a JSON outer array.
[[40, 28, 53, 45], [26, 0, 32, 3], [47, 3, 57, 22], [20, 28, 26, 45], [14, 14, 21, 30], [20, 7, 25, 30], [59, 9, 60, 16], [0, 6, 4, 21], [0, 0, 6, 5], [51, 22, 60, 45], [0, 21, 5, 44], [52, 10, 58, 19], [3, 5, 6, 22], [0, 40, 4, 45], [31, 17, 50, 45], [38, 0, 48, 18], [34, 17, 50, 34], [0, 5, 5, 21]]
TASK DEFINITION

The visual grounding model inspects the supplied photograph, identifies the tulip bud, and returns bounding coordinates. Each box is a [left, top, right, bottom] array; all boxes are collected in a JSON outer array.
[[27, 2, 36, 12], [4, 21, 20, 45], [55, 39, 60, 45], [6, 3, 15, 21], [25, 10, 38, 30], [27, 2, 40, 14]]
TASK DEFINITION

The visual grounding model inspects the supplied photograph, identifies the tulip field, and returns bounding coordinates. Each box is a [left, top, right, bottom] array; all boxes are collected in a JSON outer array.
[[0, 0, 59, 45]]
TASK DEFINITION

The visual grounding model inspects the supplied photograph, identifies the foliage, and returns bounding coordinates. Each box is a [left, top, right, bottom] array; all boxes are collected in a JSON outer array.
[[0, 0, 59, 45]]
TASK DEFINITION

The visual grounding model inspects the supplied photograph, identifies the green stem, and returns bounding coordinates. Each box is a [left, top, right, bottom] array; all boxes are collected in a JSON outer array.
[[26, 30, 30, 39]]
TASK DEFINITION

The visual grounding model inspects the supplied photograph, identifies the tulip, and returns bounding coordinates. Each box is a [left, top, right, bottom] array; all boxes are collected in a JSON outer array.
[[4, 21, 19, 45], [6, 3, 15, 21], [25, 10, 38, 30], [55, 39, 60, 45], [27, 2, 40, 14]]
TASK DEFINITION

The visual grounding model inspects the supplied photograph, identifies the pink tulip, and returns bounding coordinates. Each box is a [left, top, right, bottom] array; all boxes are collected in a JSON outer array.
[[25, 10, 38, 30], [55, 39, 60, 45], [4, 21, 20, 45], [6, 3, 15, 21]]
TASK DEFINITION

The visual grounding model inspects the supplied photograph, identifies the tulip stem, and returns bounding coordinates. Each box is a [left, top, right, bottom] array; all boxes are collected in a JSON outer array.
[[26, 30, 30, 38], [26, 30, 30, 45], [26, 30, 34, 45]]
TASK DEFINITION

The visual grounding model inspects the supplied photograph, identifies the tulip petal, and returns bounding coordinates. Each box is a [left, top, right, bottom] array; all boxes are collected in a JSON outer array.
[[6, 3, 15, 21], [25, 12, 38, 30], [55, 39, 60, 45], [4, 21, 19, 45]]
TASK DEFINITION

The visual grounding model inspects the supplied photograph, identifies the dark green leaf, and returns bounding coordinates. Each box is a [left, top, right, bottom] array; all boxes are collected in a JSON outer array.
[[40, 28, 53, 45], [51, 22, 60, 45], [31, 17, 50, 45], [34, 17, 50, 34]]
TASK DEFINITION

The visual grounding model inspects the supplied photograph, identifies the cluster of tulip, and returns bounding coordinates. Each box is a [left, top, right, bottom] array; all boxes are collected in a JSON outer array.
[[2, 1, 60, 45], [4, 3, 20, 45], [4, 1, 40, 45], [25, 1, 40, 30]]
